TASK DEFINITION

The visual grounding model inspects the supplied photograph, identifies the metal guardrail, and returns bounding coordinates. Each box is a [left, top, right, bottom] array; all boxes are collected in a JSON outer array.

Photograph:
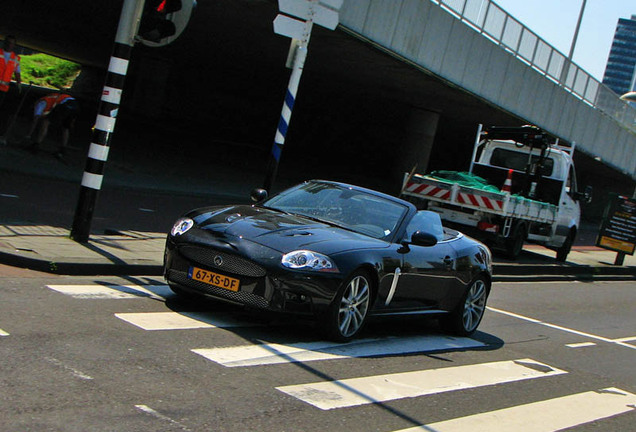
[[431, 0, 636, 133]]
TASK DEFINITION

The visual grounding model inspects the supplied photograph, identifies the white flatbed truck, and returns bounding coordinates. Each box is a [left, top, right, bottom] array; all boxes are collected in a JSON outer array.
[[401, 125, 591, 261]]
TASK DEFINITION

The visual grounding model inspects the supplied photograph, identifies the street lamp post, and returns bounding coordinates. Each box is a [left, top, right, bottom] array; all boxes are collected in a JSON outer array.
[[560, 0, 587, 86]]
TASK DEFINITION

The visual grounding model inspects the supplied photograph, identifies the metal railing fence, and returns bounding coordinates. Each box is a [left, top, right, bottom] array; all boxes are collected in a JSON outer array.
[[431, 0, 636, 132]]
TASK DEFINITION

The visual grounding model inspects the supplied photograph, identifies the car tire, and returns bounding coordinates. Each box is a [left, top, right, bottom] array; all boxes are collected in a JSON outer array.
[[441, 277, 489, 336], [322, 269, 373, 342], [556, 230, 574, 262]]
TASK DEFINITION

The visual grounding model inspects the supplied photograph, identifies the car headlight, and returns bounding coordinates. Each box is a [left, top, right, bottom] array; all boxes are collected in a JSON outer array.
[[171, 218, 194, 236], [282, 250, 338, 272]]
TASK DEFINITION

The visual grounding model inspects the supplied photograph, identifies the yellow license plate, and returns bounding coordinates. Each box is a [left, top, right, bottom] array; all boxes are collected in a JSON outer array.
[[188, 267, 240, 292]]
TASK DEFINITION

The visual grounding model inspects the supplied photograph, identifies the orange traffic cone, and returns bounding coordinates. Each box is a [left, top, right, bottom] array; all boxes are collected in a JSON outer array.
[[501, 169, 513, 193]]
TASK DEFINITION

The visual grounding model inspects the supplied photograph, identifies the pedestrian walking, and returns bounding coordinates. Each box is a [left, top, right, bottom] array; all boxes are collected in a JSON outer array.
[[25, 92, 79, 160]]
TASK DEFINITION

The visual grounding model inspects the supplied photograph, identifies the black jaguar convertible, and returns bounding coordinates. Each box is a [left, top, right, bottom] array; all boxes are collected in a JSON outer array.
[[164, 180, 492, 341]]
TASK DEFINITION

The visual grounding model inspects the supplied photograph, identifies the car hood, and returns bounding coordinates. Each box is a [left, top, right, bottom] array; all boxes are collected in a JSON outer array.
[[188, 205, 387, 254]]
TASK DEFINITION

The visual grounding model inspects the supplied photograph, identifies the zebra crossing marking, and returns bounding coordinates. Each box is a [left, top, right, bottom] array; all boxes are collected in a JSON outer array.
[[46, 284, 171, 300], [115, 311, 260, 331], [614, 335, 636, 343], [395, 387, 636, 432], [276, 358, 567, 410], [566, 342, 596, 348], [192, 335, 485, 368]]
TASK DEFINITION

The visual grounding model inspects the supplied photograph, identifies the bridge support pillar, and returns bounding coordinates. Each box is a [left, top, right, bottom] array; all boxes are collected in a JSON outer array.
[[395, 107, 440, 191]]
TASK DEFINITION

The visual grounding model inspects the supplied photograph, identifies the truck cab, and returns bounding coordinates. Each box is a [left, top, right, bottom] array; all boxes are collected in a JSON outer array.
[[473, 139, 582, 258]]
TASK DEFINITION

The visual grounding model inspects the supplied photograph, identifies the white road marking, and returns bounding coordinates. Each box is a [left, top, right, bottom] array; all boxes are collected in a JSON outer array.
[[395, 388, 636, 432], [192, 335, 485, 368], [566, 342, 597, 348], [277, 358, 567, 410], [487, 306, 636, 350], [46, 284, 171, 300], [0, 193, 19, 198], [614, 336, 636, 343], [0, 328, 9, 336], [44, 357, 93, 380], [138, 208, 155, 212], [135, 405, 192, 431], [115, 311, 259, 330]]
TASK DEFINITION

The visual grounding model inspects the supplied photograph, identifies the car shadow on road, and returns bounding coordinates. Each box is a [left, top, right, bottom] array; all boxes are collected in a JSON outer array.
[[162, 291, 505, 352], [92, 274, 505, 355]]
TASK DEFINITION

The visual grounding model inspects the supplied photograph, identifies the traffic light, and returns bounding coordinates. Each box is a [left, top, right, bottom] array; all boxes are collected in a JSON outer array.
[[139, 0, 181, 42], [138, 0, 195, 46]]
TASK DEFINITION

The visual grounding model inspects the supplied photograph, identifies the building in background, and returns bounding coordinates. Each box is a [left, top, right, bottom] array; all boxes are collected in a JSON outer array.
[[602, 15, 636, 96]]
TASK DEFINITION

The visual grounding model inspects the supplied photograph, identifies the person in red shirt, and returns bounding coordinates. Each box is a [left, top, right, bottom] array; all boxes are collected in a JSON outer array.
[[26, 92, 79, 160], [0, 35, 21, 107], [0, 35, 22, 135]]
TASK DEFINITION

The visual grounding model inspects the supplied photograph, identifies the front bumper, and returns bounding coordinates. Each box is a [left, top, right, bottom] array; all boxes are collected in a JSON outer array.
[[163, 236, 342, 316]]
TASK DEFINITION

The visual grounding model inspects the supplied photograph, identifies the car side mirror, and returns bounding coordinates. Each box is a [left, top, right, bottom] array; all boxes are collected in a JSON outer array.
[[409, 230, 438, 247], [251, 188, 268, 203]]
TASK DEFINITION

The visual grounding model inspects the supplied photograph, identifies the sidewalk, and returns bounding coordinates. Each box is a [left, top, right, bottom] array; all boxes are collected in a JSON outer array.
[[0, 124, 635, 280], [0, 225, 164, 275]]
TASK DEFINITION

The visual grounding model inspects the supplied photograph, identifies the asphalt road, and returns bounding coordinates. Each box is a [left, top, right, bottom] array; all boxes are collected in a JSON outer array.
[[1, 265, 634, 431]]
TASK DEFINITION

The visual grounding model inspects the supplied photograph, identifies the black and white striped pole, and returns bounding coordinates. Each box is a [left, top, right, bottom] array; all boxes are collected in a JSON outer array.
[[70, 0, 144, 243], [263, 0, 342, 192]]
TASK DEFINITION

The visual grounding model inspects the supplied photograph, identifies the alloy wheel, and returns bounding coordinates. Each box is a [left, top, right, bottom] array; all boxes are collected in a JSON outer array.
[[338, 275, 370, 338], [462, 279, 487, 333]]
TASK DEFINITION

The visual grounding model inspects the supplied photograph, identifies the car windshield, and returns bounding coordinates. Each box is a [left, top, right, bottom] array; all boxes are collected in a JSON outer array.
[[262, 182, 408, 240]]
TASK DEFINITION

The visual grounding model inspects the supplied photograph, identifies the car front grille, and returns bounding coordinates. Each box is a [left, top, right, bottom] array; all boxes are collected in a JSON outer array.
[[178, 245, 267, 277], [168, 270, 269, 309]]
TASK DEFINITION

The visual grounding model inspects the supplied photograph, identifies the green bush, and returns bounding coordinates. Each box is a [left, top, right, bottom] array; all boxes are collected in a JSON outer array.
[[20, 54, 81, 89]]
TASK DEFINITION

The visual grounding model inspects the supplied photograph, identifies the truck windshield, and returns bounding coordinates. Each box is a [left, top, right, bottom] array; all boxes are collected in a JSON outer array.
[[490, 148, 554, 176]]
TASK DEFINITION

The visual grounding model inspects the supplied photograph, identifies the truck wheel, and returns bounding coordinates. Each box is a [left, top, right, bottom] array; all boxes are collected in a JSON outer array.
[[556, 231, 574, 262], [504, 224, 526, 260]]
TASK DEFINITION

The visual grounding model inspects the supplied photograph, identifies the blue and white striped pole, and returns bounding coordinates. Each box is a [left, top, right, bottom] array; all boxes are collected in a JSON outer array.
[[71, 0, 144, 243], [263, 15, 313, 192]]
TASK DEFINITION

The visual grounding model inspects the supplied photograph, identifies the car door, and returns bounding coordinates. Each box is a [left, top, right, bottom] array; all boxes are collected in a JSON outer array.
[[381, 211, 458, 311]]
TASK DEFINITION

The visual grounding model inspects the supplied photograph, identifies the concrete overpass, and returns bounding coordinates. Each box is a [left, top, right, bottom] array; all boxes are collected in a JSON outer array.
[[340, 0, 636, 178], [2, 0, 635, 215]]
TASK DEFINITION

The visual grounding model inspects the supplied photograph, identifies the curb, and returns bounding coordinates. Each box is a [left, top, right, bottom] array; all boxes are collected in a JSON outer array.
[[0, 250, 163, 276], [492, 274, 636, 282], [493, 263, 636, 276], [493, 262, 636, 282]]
